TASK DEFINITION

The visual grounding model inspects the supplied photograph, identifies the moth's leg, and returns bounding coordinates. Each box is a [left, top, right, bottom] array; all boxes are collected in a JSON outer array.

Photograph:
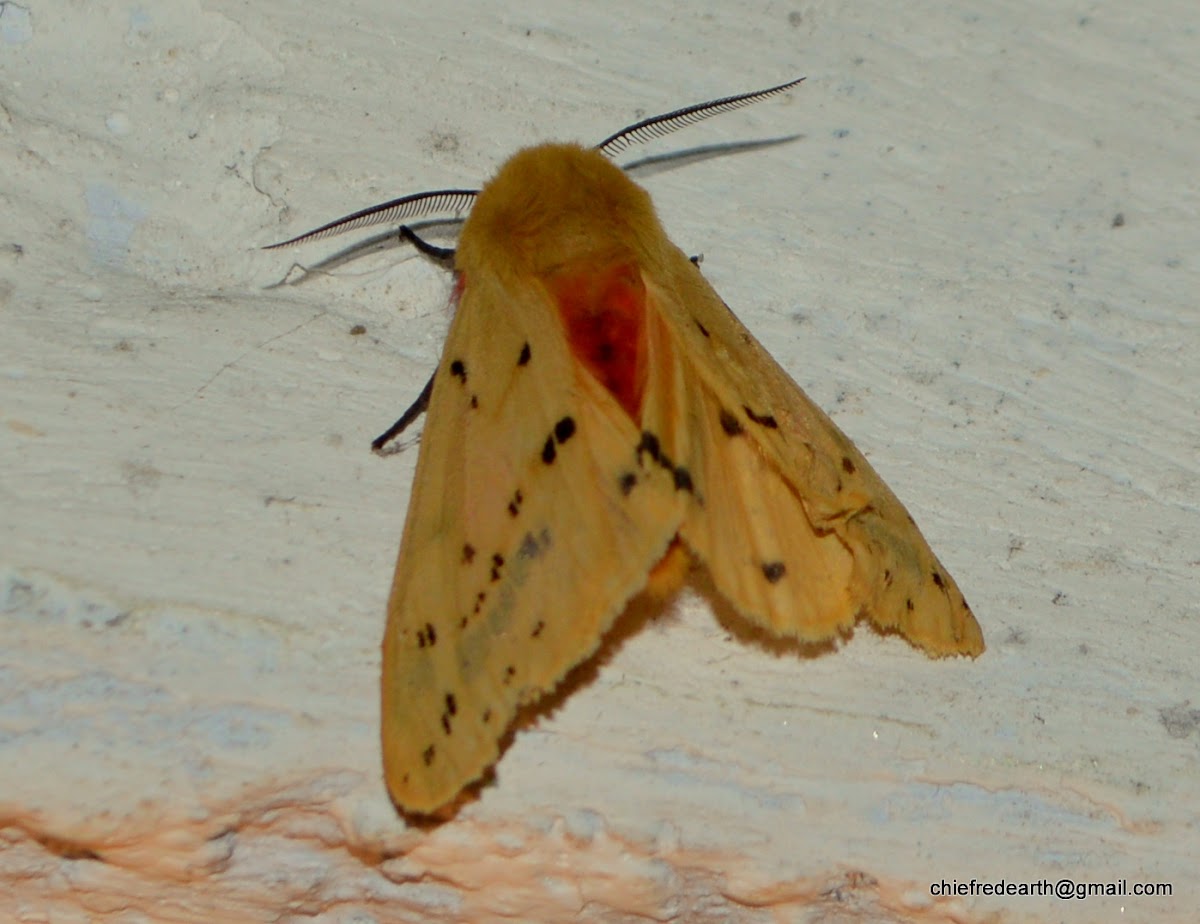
[[373, 227, 452, 452], [372, 372, 435, 453], [399, 226, 456, 267]]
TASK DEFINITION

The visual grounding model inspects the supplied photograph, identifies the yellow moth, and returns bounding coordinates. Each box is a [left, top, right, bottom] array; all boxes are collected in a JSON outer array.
[[270, 79, 984, 815]]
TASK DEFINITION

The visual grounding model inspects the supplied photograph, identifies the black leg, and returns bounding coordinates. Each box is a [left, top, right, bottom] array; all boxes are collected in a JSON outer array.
[[399, 226, 456, 266], [372, 372, 435, 452]]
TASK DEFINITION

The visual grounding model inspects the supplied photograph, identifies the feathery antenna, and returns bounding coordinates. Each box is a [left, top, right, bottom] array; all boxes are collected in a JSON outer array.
[[595, 77, 804, 159], [263, 189, 478, 250], [265, 78, 803, 249]]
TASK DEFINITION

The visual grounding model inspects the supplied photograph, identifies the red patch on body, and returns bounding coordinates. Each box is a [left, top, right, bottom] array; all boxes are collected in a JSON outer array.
[[547, 262, 647, 419]]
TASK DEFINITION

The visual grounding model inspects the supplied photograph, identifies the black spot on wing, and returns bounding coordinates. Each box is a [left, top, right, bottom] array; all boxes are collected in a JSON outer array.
[[644, 438, 672, 471], [507, 489, 524, 518], [541, 416, 577, 465], [445, 692, 457, 716], [842, 456, 856, 475], [417, 622, 438, 649], [636, 432, 661, 465], [531, 620, 545, 639], [490, 553, 505, 582], [422, 744, 435, 766], [637, 431, 696, 495], [932, 570, 945, 589], [719, 408, 744, 436], [503, 665, 516, 685], [462, 543, 476, 565], [518, 342, 531, 366], [555, 416, 576, 444], [618, 471, 637, 496], [761, 561, 787, 583], [744, 405, 778, 429], [449, 359, 467, 383], [694, 319, 710, 338]]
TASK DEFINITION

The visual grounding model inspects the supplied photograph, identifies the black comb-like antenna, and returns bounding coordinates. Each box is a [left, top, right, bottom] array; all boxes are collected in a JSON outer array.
[[266, 78, 803, 250], [264, 189, 478, 250], [595, 77, 804, 159]]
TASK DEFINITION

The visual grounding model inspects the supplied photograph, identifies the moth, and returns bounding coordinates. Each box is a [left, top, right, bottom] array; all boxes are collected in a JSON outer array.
[[269, 79, 984, 815]]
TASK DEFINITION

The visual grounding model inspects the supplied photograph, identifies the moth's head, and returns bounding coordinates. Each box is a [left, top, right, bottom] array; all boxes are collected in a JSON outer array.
[[457, 143, 664, 277]]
